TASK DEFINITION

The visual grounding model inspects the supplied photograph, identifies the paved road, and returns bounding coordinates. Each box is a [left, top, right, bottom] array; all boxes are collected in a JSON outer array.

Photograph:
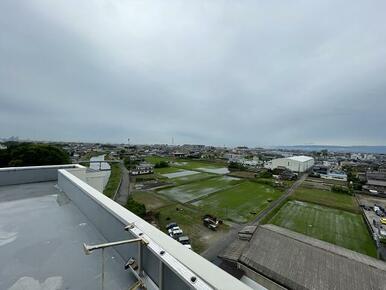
[[201, 173, 308, 261], [115, 162, 130, 206]]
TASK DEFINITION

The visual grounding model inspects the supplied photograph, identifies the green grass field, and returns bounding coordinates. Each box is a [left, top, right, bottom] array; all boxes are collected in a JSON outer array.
[[269, 200, 376, 257], [145, 156, 169, 164], [194, 181, 283, 223], [291, 187, 359, 213], [157, 176, 241, 203]]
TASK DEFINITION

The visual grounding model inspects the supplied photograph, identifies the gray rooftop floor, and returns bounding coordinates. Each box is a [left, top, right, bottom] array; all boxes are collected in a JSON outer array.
[[0, 182, 135, 290]]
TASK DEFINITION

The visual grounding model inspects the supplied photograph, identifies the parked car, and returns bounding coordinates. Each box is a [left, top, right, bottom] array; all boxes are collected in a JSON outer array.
[[166, 222, 178, 230], [203, 218, 218, 231], [178, 236, 192, 249], [170, 229, 183, 239], [202, 214, 222, 231], [380, 218, 386, 225], [168, 226, 181, 234]]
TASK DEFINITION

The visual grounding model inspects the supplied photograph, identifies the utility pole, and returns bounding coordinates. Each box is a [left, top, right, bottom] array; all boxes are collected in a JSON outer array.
[[127, 138, 131, 169]]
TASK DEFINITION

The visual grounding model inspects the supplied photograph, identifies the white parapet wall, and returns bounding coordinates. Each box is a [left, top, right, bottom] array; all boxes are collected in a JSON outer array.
[[66, 167, 106, 192], [0, 164, 84, 186], [58, 167, 252, 290]]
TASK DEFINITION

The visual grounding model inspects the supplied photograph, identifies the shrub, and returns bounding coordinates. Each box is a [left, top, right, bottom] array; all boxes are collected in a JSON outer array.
[[228, 162, 247, 171], [331, 185, 351, 195], [126, 197, 146, 217], [154, 161, 169, 168], [255, 179, 274, 187], [259, 170, 273, 178]]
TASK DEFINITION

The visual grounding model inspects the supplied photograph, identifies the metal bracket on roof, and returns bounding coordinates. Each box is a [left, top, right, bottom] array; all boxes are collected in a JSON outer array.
[[125, 257, 147, 289], [125, 222, 136, 231], [83, 234, 150, 290]]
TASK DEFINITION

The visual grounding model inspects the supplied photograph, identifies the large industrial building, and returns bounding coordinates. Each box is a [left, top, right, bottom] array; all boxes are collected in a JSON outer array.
[[264, 155, 314, 173]]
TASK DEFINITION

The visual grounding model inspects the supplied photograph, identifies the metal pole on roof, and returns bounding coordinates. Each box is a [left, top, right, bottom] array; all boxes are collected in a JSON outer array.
[[83, 237, 146, 290], [101, 247, 105, 290]]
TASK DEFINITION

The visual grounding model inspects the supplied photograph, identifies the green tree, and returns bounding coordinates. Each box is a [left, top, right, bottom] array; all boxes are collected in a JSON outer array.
[[228, 161, 247, 171], [0, 143, 70, 167]]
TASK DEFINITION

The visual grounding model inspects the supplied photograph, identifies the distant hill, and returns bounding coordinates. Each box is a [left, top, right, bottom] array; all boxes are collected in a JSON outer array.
[[272, 145, 386, 154]]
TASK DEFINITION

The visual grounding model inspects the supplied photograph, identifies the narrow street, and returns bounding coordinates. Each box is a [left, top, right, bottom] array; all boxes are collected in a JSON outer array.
[[115, 162, 130, 206]]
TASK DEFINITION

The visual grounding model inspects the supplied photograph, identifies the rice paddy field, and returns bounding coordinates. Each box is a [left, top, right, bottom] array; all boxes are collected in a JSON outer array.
[[133, 161, 286, 251], [145, 156, 228, 174], [171, 160, 226, 171], [194, 181, 283, 223], [170, 172, 216, 185], [158, 176, 241, 203], [132, 158, 376, 257], [269, 200, 377, 257], [139, 159, 286, 225], [162, 170, 199, 179], [154, 166, 183, 174]]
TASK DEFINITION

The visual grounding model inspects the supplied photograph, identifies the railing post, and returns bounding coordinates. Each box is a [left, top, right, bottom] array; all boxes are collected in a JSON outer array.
[[158, 260, 164, 290], [138, 240, 142, 274], [101, 248, 105, 290]]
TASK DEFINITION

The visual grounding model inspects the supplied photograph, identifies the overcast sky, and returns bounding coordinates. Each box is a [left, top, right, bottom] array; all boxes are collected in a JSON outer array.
[[1, 1, 386, 146]]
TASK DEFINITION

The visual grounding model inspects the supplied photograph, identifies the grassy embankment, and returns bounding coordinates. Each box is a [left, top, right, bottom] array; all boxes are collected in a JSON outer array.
[[103, 163, 121, 198]]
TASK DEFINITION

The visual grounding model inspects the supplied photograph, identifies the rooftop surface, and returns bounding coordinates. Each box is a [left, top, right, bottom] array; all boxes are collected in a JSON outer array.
[[287, 156, 314, 162], [239, 225, 386, 290], [0, 181, 134, 290]]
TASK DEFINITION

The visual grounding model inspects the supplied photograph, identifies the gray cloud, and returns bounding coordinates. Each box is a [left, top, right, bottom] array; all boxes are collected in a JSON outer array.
[[1, 0, 386, 146]]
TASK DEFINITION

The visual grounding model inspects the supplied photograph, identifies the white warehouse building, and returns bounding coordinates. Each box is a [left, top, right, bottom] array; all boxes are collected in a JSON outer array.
[[265, 155, 314, 173]]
